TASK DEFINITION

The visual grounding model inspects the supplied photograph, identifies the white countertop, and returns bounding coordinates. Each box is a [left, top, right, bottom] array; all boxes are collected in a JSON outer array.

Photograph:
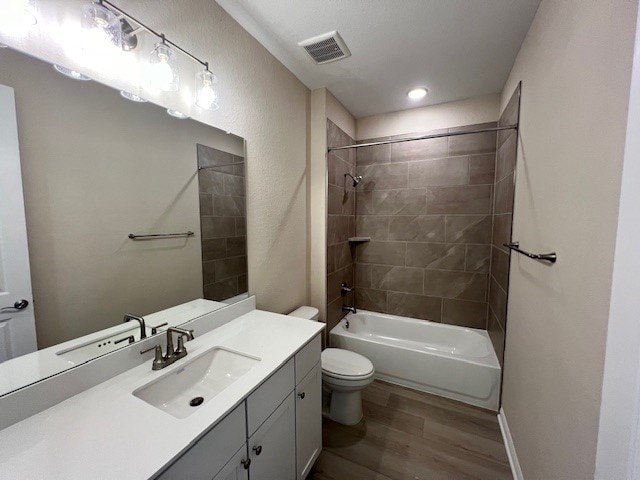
[[0, 309, 324, 479], [0, 299, 227, 396]]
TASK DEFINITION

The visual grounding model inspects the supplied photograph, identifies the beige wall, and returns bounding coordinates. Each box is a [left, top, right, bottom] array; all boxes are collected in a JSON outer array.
[[0, 0, 310, 332], [0, 47, 244, 347], [326, 90, 356, 139], [356, 94, 500, 140], [309, 88, 328, 321], [499, 1, 637, 478]]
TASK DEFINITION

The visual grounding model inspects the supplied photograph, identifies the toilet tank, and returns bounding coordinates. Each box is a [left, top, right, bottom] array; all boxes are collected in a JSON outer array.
[[288, 306, 319, 321]]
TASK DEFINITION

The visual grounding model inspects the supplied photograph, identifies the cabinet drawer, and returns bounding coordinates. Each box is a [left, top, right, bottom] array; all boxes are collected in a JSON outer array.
[[156, 403, 246, 480], [295, 334, 321, 384], [247, 358, 294, 435]]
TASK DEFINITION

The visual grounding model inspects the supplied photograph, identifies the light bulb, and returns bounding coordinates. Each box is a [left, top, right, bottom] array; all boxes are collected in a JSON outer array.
[[147, 42, 179, 92], [167, 109, 189, 119], [120, 91, 147, 103], [53, 64, 92, 81], [81, 2, 121, 50], [407, 87, 428, 100], [0, 0, 37, 35], [195, 69, 219, 110]]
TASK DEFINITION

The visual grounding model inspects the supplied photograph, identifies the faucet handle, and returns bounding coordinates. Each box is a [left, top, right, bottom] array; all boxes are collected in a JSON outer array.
[[149, 322, 168, 335], [140, 344, 165, 370], [340, 282, 352, 297], [114, 335, 135, 345]]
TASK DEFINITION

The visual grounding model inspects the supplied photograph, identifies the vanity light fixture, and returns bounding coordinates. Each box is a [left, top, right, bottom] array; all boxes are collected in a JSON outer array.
[[407, 87, 428, 100], [81, 1, 122, 49], [166, 109, 189, 119], [53, 64, 92, 81], [0, 0, 37, 34], [120, 90, 147, 102], [194, 67, 219, 111], [147, 37, 179, 92]]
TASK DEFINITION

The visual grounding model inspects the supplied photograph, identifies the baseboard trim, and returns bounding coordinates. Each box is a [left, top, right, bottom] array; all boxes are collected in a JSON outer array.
[[498, 407, 524, 480]]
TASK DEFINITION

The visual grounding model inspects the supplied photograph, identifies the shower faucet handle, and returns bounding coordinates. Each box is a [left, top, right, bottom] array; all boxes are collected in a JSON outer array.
[[340, 282, 352, 296]]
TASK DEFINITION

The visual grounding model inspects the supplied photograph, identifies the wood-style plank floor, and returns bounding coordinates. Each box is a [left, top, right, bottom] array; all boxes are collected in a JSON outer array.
[[309, 380, 511, 480]]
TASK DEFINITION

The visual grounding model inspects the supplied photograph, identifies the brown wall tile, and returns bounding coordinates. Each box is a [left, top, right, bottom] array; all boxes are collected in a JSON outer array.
[[227, 236, 247, 257], [469, 154, 496, 185], [489, 276, 508, 330], [391, 136, 448, 162], [405, 243, 466, 270], [355, 263, 373, 288], [492, 213, 513, 252], [372, 189, 426, 215], [214, 256, 247, 281], [465, 245, 491, 273], [201, 217, 236, 239], [355, 288, 387, 312], [407, 157, 469, 187], [428, 185, 492, 214], [371, 266, 424, 294], [442, 299, 488, 329], [424, 270, 488, 301], [490, 246, 510, 291], [445, 215, 492, 243], [356, 142, 390, 166], [204, 277, 238, 302], [387, 292, 442, 321], [496, 130, 517, 181], [388, 215, 445, 242], [202, 238, 227, 261], [487, 310, 505, 366], [357, 241, 406, 266], [199, 194, 213, 216], [358, 163, 408, 191], [356, 215, 389, 240]]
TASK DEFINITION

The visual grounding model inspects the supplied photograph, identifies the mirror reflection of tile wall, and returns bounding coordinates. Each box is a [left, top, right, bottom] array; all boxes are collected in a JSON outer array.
[[197, 145, 248, 301]]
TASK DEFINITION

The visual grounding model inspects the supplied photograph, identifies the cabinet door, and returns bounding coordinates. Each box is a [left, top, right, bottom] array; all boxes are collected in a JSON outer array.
[[249, 391, 296, 480], [296, 362, 322, 479], [213, 444, 249, 480], [156, 403, 246, 480]]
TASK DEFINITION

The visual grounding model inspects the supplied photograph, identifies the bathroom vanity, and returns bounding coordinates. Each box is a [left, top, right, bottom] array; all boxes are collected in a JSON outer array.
[[0, 298, 324, 480]]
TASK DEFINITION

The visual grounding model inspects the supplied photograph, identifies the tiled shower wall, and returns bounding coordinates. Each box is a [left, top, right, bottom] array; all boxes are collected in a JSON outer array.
[[353, 124, 498, 329], [197, 144, 248, 301], [488, 85, 520, 365], [326, 120, 356, 332]]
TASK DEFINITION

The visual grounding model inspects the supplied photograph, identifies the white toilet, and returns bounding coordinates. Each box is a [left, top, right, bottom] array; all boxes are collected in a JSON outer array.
[[288, 306, 374, 426]]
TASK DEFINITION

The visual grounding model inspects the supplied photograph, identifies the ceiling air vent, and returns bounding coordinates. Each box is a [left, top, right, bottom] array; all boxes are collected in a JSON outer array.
[[298, 31, 351, 65]]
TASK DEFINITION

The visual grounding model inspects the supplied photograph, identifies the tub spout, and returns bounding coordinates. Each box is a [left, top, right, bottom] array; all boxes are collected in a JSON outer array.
[[342, 305, 357, 314]]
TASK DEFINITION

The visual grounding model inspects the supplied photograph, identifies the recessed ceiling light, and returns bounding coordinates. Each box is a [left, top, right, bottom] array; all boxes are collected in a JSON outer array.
[[408, 87, 428, 100], [120, 90, 148, 103], [53, 64, 92, 81], [166, 108, 189, 119]]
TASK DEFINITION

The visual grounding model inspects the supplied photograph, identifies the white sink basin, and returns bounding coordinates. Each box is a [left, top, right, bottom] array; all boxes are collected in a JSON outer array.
[[133, 347, 261, 418]]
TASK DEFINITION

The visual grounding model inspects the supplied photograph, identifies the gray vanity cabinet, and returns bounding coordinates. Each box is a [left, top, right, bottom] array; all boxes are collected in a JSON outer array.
[[248, 392, 296, 479], [213, 445, 249, 480], [295, 362, 322, 479]]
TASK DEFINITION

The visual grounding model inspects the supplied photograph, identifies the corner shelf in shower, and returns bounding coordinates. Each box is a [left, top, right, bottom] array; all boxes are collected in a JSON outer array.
[[348, 237, 371, 243]]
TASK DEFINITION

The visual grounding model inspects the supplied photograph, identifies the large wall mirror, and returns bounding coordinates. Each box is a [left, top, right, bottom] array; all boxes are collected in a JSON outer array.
[[0, 46, 247, 396]]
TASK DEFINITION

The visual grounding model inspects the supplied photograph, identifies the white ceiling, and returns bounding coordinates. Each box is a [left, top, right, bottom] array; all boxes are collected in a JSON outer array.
[[216, 0, 540, 118]]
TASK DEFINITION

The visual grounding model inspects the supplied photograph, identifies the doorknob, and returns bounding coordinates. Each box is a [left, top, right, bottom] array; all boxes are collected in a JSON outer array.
[[0, 299, 29, 312]]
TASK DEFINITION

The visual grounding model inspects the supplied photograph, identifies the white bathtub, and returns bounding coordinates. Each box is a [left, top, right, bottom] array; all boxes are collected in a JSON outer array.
[[329, 310, 501, 410]]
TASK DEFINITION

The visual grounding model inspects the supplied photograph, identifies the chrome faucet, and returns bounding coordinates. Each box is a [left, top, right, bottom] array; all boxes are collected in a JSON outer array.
[[342, 304, 357, 314], [140, 327, 195, 370], [123, 313, 146, 339]]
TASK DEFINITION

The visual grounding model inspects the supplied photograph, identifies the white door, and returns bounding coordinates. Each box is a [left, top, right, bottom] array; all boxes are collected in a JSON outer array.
[[212, 444, 249, 480], [249, 391, 296, 480], [296, 362, 322, 479], [0, 84, 36, 362]]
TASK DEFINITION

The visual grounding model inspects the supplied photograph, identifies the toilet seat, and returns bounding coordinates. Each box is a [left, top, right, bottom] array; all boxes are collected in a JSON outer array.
[[321, 348, 374, 379]]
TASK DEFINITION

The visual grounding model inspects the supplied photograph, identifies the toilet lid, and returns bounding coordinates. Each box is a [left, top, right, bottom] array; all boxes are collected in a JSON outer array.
[[321, 348, 374, 377]]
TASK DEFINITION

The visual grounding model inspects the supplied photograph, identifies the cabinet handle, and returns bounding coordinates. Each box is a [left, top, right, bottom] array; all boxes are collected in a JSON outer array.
[[241, 458, 251, 470], [298, 392, 305, 399], [252, 445, 262, 455]]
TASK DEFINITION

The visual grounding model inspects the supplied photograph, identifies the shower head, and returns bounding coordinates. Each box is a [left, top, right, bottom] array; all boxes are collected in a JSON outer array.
[[345, 173, 363, 187]]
